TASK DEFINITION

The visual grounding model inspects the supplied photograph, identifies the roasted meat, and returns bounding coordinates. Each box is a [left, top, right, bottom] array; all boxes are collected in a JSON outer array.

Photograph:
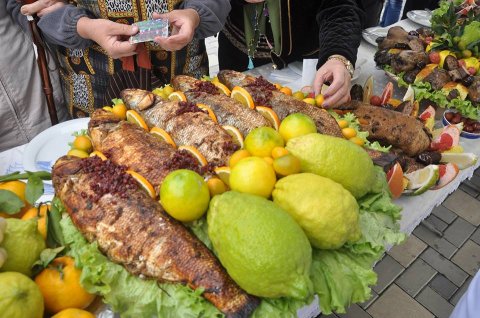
[[378, 26, 425, 52], [342, 101, 432, 157], [468, 76, 480, 103], [171, 75, 271, 136], [52, 156, 259, 317], [88, 110, 202, 193], [217, 70, 342, 137], [424, 68, 451, 90], [391, 50, 429, 73], [121, 89, 237, 167]]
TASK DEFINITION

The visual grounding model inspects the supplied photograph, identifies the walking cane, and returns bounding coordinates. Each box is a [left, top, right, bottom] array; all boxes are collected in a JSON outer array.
[[23, 4, 59, 125]]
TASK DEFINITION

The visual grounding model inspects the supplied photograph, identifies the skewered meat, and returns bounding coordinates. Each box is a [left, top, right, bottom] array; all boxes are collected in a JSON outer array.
[[217, 70, 342, 137], [391, 50, 429, 73], [171, 75, 271, 136], [403, 69, 421, 84], [52, 156, 259, 317], [121, 89, 238, 167], [468, 76, 480, 103], [424, 68, 451, 90], [443, 55, 459, 71]]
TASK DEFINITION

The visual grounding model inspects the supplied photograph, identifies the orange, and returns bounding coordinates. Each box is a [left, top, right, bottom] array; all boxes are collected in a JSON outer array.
[[279, 87, 292, 96], [178, 145, 208, 166], [52, 308, 95, 318], [349, 136, 365, 147], [341, 127, 357, 139], [212, 82, 231, 96], [256, 106, 280, 130], [386, 163, 404, 199], [168, 91, 187, 102], [126, 110, 148, 130], [150, 127, 177, 148], [35, 256, 96, 314], [302, 98, 316, 106], [272, 154, 301, 176], [196, 103, 218, 123], [263, 157, 274, 165], [231, 86, 255, 109], [337, 119, 349, 129], [89, 151, 107, 160], [315, 94, 325, 107], [229, 149, 251, 167], [206, 177, 228, 197], [0, 181, 29, 218], [67, 149, 89, 158], [222, 125, 244, 149], [214, 166, 231, 187], [126, 170, 156, 198], [271, 146, 289, 159], [21, 204, 49, 240], [292, 91, 305, 100], [72, 135, 92, 153], [274, 83, 282, 90], [111, 103, 127, 120]]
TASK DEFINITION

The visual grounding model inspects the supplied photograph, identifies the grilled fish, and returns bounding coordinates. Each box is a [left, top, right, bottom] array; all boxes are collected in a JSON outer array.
[[172, 75, 271, 136], [345, 101, 431, 157], [88, 110, 202, 194], [217, 70, 343, 137], [121, 89, 238, 167], [52, 156, 259, 317]]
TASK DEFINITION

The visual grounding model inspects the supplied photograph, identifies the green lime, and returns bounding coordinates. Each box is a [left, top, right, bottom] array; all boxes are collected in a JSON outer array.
[[229, 157, 276, 198], [404, 165, 439, 195], [0, 272, 44, 318], [160, 170, 210, 222], [244, 127, 284, 157]]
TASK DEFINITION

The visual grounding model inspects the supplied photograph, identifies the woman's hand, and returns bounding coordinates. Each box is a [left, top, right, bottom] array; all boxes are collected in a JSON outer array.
[[152, 9, 200, 51], [21, 0, 66, 17], [313, 59, 352, 108], [77, 17, 138, 59]]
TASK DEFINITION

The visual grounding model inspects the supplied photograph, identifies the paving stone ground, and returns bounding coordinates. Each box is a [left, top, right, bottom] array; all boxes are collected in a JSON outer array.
[[204, 37, 480, 318]]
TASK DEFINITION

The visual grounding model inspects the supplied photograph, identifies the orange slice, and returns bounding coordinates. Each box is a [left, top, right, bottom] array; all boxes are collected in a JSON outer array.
[[150, 127, 177, 148], [126, 110, 148, 130], [256, 106, 280, 130], [231, 86, 255, 109], [102, 106, 113, 112], [89, 151, 107, 160], [168, 91, 187, 102], [222, 125, 244, 149], [213, 82, 231, 96], [214, 166, 231, 187], [196, 103, 218, 123], [178, 145, 208, 167], [126, 170, 156, 199]]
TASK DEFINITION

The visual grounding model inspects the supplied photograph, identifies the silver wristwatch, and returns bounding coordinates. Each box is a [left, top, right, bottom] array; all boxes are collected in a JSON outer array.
[[327, 55, 355, 77]]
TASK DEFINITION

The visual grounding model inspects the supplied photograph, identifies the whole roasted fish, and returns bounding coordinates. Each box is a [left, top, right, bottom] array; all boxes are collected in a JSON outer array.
[[217, 70, 343, 137], [345, 101, 432, 157], [121, 89, 238, 167], [88, 110, 202, 193], [172, 75, 271, 136], [52, 156, 259, 317]]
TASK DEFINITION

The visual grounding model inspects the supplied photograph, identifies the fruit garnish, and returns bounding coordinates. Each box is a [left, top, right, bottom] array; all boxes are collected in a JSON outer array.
[[111, 103, 127, 120], [315, 94, 325, 107], [231, 86, 255, 109], [150, 127, 177, 148], [443, 145, 464, 153], [222, 125, 244, 149], [214, 166, 231, 186], [272, 154, 301, 176], [300, 85, 314, 97], [196, 103, 218, 123], [432, 163, 459, 190], [89, 151, 107, 160], [168, 91, 187, 102], [337, 119, 349, 129], [342, 127, 357, 139], [386, 163, 404, 199], [178, 145, 208, 167], [72, 135, 92, 153], [430, 125, 460, 151], [429, 51, 440, 64], [126, 170, 156, 199], [160, 170, 210, 222], [370, 95, 382, 106], [349, 136, 365, 146], [21, 204, 49, 240], [212, 82, 231, 96], [163, 84, 174, 97], [244, 127, 284, 158], [302, 98, 316, 106], [67, 149, 89, 158], [404, 165, 439, 195], [387, 98, 402, 108], [402, 85, 415, 104], [263, 157, 274, 165], [363, 75, 374, 104], [52, 308, 95, 318], [418, 105, 435, 121], [279, 86, 292, 96], [380, 82, 393, 106], [440, 152, 478, 170], [274, 83, 282, 90], [292, 91, 305, 100], [229, 149, 250, 167], [206, 177, 228, 197], [102, 106, 113, 112], [230, 156, 276, 198], [279, 113, 316, 142], [256, 106, 281, 130], [126, 110, 148, 130], [271, 146, 289, 159]]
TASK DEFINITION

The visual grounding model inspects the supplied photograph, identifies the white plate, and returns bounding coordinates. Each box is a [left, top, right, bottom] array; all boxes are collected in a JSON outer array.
[[362, 27, 388, 47], [406, 10, 432, 27], [23, 118, 90, 173]]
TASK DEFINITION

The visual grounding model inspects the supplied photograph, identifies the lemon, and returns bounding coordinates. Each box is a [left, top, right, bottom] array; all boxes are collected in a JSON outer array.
[[229, 157, 276, 198], [273, 154, 301, 176], [163, 85, 174, 96], [52, 308, 95, 318], [292, 91, 305, 101], [263, 157, 274, 165], [72, 135, 92, 153], [0, 272, 44, 318], [302, 98, 316, 106], [67, 149, 89, 158], [244, 127, 284, 157], [206, 177, 228, 197], [440, 152, 478, 170], [404, 165, 439, 195], [279, 113, 317, 142], [160, 170, 210, 222], [229, 149, 251, 167]]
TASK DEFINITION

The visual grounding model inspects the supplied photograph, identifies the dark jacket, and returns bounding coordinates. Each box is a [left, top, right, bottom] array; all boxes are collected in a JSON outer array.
[[219, 0, 365, 71]]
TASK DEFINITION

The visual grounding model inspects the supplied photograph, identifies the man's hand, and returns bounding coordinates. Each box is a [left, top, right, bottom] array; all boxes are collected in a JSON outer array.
[[21, 0, 66, 17], [152, 9, 200, 51], [77, 17, 138, 59], [313, 59, 351, 108]]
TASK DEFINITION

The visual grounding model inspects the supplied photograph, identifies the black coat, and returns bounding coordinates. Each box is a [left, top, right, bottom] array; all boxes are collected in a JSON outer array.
[[219, 0, 365, 71]]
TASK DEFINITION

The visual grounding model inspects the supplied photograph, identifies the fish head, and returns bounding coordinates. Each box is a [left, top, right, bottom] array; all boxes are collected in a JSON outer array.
[[88, 109, 122, 150], [121, 89, 156, 111], [217, 70, 255, 90], [172, 75, 197, 91]]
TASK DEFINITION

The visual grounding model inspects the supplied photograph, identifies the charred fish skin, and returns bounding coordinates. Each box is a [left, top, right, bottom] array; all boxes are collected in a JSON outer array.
[[172, 75, 272, 136], [52, 156, 260, 318], [88, 110, 202, 194], [217, 70, 343, 138], [121, 89, 237, 167]]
